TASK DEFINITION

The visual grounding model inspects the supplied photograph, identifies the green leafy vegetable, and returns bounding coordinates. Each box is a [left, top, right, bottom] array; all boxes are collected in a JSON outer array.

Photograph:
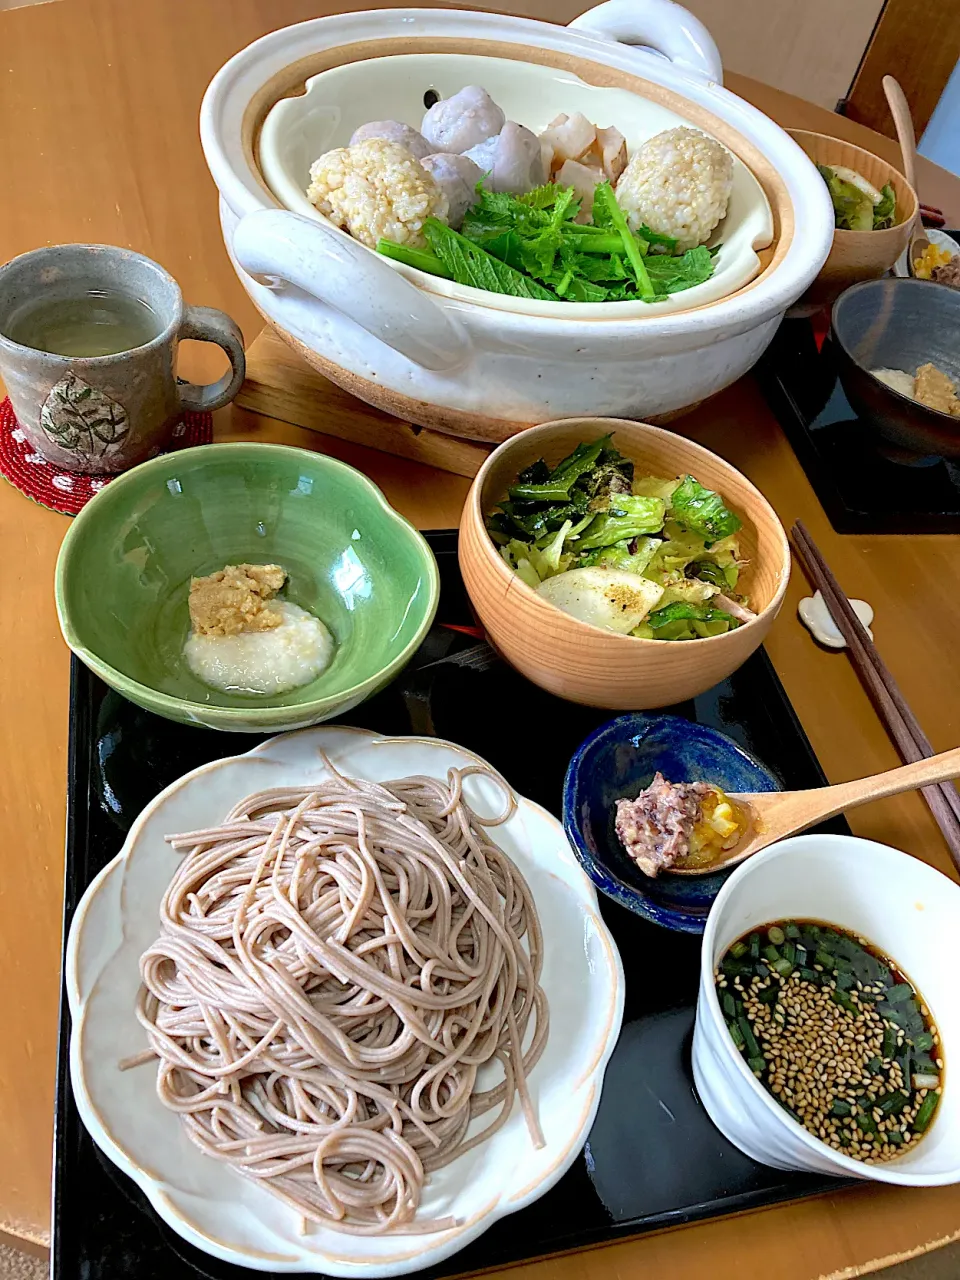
[[669, 475, 743, 542], [375, 239, 452, 278], [576, 496, 667, 550], [423, 218, 555, 300], [645, 600, 740, 640], [379, 178, 717, 305], [873, 183, 896, 230], [591, 182, 655, 300], [818, 164, 875, 232]]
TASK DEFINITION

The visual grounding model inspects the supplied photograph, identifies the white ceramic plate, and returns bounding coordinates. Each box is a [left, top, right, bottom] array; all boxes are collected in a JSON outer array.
[[66, 726, 625, 1276], [259, 52, 774, 319]]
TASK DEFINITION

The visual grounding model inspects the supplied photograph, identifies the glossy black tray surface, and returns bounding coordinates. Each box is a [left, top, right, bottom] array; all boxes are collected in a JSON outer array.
[[54, 529, 850, 1280], [757, 309, 960, 535]]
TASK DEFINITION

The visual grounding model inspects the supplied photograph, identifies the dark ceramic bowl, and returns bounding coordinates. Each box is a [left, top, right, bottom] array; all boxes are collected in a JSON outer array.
[[831, 277, 960, 459], [563, 713, 780, 934]]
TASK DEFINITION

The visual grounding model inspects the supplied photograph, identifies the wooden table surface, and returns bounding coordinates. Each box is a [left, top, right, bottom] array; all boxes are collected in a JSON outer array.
[[2, 0, 960, 1273]]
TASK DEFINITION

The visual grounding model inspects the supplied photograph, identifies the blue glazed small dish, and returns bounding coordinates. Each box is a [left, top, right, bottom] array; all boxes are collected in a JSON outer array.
[[563, 713, 780, 934]]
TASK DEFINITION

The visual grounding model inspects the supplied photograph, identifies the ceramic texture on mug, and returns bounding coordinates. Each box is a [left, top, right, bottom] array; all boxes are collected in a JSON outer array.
[[0, 244, 245, 474]]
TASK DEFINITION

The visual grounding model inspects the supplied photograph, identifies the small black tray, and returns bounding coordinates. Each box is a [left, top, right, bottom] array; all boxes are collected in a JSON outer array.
[[756, 307, 960, 536], [54, 529, 850, 1280]]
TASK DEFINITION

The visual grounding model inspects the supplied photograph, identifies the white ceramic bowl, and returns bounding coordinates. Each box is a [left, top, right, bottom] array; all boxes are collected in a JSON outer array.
[[67, 726, 625, 1274], [692, 834, 960, 1185], [200, 0, 834, 438]]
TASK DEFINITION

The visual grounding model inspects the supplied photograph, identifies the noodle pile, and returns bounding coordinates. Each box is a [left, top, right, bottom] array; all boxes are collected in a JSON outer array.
[[131, 761, 549, 1235]]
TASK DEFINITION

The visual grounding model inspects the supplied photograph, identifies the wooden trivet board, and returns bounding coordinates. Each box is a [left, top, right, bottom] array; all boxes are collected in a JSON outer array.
[[236, 328, 493, 478]]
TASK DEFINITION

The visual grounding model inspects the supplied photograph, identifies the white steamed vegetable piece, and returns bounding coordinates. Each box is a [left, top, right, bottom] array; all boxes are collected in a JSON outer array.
[[463, 122, 546, 194], [420, 153, 483, 227], [348, 121, 433, 160], [537, 568, 664, 634], [421, 85, 505, 154]]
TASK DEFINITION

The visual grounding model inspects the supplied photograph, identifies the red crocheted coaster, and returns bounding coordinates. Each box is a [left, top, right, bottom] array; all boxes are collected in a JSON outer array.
[[0, 397, 214, 516]]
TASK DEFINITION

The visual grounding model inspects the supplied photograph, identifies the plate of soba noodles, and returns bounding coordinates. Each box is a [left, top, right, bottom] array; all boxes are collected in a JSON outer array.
[[65, 724, 624, 1275]]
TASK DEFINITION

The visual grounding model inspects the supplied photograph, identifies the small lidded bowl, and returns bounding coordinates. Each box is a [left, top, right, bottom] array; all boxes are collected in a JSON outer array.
[[562, 712, 780, 934], [693, 834, 960, 1184]]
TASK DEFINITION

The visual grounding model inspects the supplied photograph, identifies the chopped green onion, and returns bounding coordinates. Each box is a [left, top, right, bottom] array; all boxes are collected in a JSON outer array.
[[912, 1031, 934, 1052], [912, 1091, 939, 1133], [747, 1056, 767, 1075], [830, 1099, 852, 1117], [815, 949, 836, 971], [767, 926, 786, 946], [785, 924, 801, 939], [730, 940, 749, 959], [727, 1019, 745, 1051], [738, 1015, 760, 1059]]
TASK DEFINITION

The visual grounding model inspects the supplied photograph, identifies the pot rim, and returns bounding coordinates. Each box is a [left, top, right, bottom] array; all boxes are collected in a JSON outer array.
[[201, 7, 834, 335]]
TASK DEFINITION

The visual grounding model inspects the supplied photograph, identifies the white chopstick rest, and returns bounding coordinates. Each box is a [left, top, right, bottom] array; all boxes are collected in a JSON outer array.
[[798, 590, 874, 649]]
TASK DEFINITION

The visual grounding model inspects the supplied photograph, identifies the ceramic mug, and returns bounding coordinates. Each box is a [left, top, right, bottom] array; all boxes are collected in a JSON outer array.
[[0, 244, 246, 473]]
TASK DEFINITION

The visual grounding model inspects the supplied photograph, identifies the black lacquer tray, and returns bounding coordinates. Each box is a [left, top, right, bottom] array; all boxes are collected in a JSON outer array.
[[54, 529, 851, 1280], [756, 300, 960, 536]]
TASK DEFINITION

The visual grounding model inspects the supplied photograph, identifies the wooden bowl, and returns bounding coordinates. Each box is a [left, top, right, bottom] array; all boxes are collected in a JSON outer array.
[[787, 130, 917, 311], [459, 419, 790, 710]]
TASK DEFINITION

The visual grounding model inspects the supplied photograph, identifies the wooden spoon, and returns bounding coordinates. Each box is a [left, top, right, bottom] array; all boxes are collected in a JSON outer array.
[[882, 74, 929, 271], [671, 745, 960, 876]]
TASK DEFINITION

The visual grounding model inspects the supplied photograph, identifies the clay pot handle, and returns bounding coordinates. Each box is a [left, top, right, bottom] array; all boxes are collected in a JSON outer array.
[[232, 209, 470, 372], [569, 0, 723, 84], [177, 306, 246, 413]]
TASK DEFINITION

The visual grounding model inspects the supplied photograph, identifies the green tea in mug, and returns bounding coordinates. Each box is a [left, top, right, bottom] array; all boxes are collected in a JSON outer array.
[[3, 289, 161, 357]]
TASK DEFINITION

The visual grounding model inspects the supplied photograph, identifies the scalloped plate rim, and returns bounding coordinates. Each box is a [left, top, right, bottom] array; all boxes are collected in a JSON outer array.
[[66, 724, 625, 1276]]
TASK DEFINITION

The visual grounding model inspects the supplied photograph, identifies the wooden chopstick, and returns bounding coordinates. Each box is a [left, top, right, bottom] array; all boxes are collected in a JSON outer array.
[[791, 520, 960, 871]]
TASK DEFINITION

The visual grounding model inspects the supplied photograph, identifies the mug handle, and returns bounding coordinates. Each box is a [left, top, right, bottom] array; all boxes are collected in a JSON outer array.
[[177, 305, 246, 413]]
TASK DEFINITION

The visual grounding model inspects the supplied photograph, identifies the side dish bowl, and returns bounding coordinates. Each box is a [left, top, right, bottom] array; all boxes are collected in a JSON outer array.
[[563, 712, 780, 933], [458, 417, 790, 709], [831, 277, 960, 459], [693, 834, 960, 1184], [55, 444, 439, 732], [787, 131, 916, 312]]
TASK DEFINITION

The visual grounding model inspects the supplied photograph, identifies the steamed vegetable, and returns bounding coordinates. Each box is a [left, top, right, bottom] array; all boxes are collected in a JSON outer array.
[[817, 164, 898, 232], [488, 434, 751, 641], [379, 177, 718, 304], [537, 567, 664, 633]]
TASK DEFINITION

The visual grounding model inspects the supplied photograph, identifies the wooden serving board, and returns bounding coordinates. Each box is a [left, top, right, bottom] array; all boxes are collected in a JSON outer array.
[[236, 328, 494, 479]]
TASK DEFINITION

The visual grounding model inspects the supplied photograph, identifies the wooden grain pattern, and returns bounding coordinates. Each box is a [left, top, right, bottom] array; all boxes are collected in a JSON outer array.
[[237, 327, 493, 477], [691, 746, 960, 874], [459, 417, 789, 708], [786, 130, 917, 308], [843, 0, 960, 140], [1, 0, 960, 1275]]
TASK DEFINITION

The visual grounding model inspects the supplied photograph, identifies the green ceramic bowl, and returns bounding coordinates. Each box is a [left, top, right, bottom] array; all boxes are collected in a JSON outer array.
[[55, 443, 440, 731]]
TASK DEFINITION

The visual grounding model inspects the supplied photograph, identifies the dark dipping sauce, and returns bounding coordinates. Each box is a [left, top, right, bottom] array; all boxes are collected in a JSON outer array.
[[716, 919, 943, 1163]]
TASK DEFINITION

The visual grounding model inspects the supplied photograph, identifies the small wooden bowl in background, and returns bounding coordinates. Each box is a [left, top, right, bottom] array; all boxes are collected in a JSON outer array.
[[459, 419, 790, 710], [787, 130, 917, 311]]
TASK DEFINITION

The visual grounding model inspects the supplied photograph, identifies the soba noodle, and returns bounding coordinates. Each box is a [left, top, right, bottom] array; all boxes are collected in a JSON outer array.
[[131, 760, 549, 1235]]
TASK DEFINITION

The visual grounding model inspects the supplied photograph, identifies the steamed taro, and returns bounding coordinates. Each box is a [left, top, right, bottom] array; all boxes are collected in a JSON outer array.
[[421, 85, 505, 154]]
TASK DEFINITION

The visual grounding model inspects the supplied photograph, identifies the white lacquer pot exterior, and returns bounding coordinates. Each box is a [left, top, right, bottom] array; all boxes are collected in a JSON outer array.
[[203, 2, 834, 434], [693, 835, 960, 1185]]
